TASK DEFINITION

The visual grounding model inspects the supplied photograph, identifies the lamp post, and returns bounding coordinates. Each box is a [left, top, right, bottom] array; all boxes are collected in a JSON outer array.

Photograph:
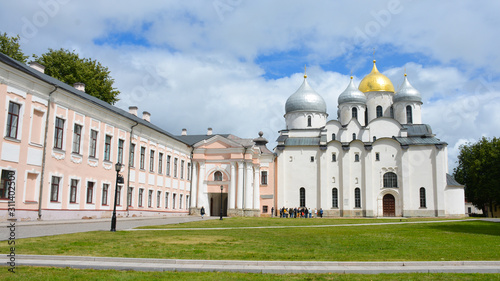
[[110, 162, 123, 232], [220, 185, 223, 220]]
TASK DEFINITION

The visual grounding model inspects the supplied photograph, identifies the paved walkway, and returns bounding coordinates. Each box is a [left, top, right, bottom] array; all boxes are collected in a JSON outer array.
[[16, 255, 500, 274]]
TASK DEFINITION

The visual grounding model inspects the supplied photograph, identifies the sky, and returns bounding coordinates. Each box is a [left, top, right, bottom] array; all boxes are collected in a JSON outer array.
[[1, 0, 500, 173]]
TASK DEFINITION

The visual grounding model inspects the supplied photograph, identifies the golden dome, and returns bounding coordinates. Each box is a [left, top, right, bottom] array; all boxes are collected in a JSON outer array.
[[358, 60, 395, 93]]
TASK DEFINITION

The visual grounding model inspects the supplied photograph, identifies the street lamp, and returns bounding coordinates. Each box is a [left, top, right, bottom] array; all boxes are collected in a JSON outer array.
[[110, 162, 123, 232], [220, 185, 223, 220]]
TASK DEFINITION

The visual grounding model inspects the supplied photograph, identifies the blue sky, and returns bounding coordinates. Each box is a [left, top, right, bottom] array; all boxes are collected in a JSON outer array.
[[1, 0, 500, 172]]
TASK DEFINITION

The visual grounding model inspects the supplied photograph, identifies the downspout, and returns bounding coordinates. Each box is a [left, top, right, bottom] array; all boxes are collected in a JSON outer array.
[[126, 121, 139, 216], [38, 85, 58, 220]]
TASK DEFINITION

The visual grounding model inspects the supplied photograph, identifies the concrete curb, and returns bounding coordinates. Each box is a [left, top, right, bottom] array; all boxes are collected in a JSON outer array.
[[17, 255, 500, 274]]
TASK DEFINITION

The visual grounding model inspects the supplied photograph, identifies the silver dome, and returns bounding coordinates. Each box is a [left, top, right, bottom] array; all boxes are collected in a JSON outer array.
[[338, 78, 367, 104], [285, 78, 327, 114], [393, 75, 422, 103]]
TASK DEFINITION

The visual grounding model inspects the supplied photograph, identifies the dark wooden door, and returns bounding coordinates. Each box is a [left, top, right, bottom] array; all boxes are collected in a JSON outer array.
[[383, 194, 395, 217]]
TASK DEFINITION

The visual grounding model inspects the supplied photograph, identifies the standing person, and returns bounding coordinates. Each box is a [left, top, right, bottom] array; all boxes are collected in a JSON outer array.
[[305, 207, 309, 219], [314, 208, 317, 218], [200, 206, 205, 219], [319, 208, 323, 218], [271, 207, 274, 218], [308, 208, 312, 218]]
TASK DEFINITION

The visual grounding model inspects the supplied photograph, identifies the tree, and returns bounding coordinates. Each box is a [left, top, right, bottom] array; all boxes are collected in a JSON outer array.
[[33, 49, 120, 104], [0, 33, 28, 63], [453, 137, 500, 217]]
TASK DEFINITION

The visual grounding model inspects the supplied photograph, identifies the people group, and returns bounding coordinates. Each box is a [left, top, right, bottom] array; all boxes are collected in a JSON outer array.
[[277, 207, 323, 218]]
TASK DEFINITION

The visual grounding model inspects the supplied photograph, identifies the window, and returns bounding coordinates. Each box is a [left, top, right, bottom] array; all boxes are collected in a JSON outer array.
[[383, 172, 398, 188], [186, 195, 190, 209], [104, 135, 112, 161], [72, 124, 82, 154], [332, 133, 336, 141], [70, 179, 78, 203], [173, 158, 178, 177], [261, 171, 268, 185], [129, 144, 135, 167], [352, 107, 358, 120], [420, 187, 426, 208], [310, 156, 314, 162], [263, 205, 268, 213], [173, 193, 177, 209], [6, 102, 21, 139], [307, 115, 312, 127], [140, 147, 145, 169], [180, 194, 183, 209], [102, 184, 109, 205], [157, 191, 161, 208], [406, 105, 413, 124], [117, 139, 124, 164], [128, 187, 133, 207], [332, 188, 338, 208], [364, 108, 368, 125], [54, 117, 64, 149], [148, 190, 153, 207], [180, 160, 185, 179], [1, 170, 14, 199], [373, 136, 377, 142], [376, 106, 383, 118], [89, 130, 98, 158], [390, 106, 394, 118], [166, 155, 171, 176], [165, 192, 169, 209], [332, 153, 337, 162], [214, 171, 223, 181], [150, 150, 155, 172], [86, 182, 94, 203], [355, 188, 361, 208], [187, 163, 191, 180], [299, 187, 305, 207], [375, 152, 380, 161], [50, 176, 60, 202], [352, 133, 356, 140], [354, 154, 360, 162], [138, 189, 143, 207], [158, 153, 163, 174], [116, 186, 122, 206]]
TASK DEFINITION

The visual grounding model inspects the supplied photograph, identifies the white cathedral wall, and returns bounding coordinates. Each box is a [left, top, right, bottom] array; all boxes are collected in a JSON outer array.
[[338, 104, 366, 126], [365, 91, 394, 123], [285, 112, 327, 130]]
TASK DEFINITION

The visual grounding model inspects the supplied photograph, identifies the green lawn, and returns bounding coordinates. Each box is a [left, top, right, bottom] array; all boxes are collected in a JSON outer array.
[[2, 218, 499, 261], [0, 267, 499, 280]]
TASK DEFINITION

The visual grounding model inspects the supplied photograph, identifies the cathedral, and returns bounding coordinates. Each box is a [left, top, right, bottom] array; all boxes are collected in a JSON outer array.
[[275, 60, 464, 217]]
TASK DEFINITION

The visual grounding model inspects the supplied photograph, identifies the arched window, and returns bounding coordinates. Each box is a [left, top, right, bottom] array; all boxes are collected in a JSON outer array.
[[352, 133, 356, 140], [332, 153, 337, 162], [299, 187, 306, 207], [214, 171, 222, 181], [307, 115, 312, 127], [364, 108, 368, 125], [390, 106, 394, 118], [376, 106, 383, 118], [354, 154, 360, 162], [420, 187, 426, 208], [406, 105, 413, 124], [332, 188, 338, 208], [332, 133, 336, 141], [354, 188, 361, 208], [352, 107, 358, 120], [383, 172, 398, 188], [373, 136, 377, 142]]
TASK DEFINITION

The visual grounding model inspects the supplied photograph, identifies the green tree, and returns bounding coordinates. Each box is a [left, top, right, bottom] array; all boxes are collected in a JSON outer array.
[[0, 33, 28, 63], [453, 137, 500, 216], [33, 48, 120, 104]]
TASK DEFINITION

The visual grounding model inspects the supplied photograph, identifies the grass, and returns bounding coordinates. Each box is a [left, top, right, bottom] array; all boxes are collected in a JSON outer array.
[[0, 266, 499, 281], [2, 218, 499, 261]]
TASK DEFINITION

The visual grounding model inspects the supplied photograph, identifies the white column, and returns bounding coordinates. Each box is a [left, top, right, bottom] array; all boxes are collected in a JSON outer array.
[[245, 162, 253, 209], [236, 162, 244, 209], [190, 162, 198, 209], [197, 162, 206, 209], [253, 166, 260, 210], [229, 162, 236, 209]]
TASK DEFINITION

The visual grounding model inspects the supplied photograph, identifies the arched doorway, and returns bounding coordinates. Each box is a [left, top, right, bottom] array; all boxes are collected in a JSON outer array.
[[383, 194, 395, 217]]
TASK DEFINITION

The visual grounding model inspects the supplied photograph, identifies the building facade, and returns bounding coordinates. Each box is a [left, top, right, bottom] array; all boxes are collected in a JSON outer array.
[[276, 61, 465, 217]]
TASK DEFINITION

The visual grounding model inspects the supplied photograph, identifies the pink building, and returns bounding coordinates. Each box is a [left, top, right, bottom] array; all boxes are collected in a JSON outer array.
[[0, 53, 275, 221]]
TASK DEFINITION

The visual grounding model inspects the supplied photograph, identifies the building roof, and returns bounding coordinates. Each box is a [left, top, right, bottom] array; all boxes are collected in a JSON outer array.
[[447, 173, 463, 186], [285, 77, 327, 114], [284, 137, 320, 146], [0, 52, 190, 146], [393, 136, 447, 146], [175, 134, 231, 146], [402, 124, 434, 137]]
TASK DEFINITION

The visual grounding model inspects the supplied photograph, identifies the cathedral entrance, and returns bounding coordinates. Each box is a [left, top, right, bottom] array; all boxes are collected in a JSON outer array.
[[383, 194, 395, 217], [209, 193, 227, 217]]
